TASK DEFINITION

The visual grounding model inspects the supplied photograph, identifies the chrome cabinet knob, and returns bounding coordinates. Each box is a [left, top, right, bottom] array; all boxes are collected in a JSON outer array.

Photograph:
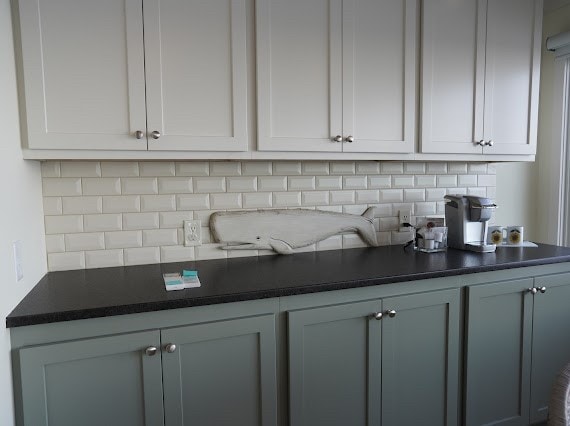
[[539, 286, 547, 294], [332, 135, 343, 143], [386, 309, 397, 318], [477, 140, 486, 146], [372, 312, 383, 320], [135, 130, 144, 139], [145, 346, 158, 356], [165, 343, 177, 353], [487, 140, 494, 147], [528, 287, 538, 295], [151, 130, 161, 139], [345, 136, 354, 143]]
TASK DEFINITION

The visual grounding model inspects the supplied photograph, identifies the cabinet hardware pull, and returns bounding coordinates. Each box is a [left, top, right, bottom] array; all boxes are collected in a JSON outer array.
[[332, 135, 343, 142], [135, 130, 144, 139], [477, 140, 486, 147], [145, 346, 158, 356], [487, 140, 494, 147], [539, 286, 547, 294], [151, 130, 161, 139], [165, 343, 177, 353], [528, 287, 538, 294], [345, 136, 354, 143], [386, 309, 397, 318], [372, 312, 383, 320]]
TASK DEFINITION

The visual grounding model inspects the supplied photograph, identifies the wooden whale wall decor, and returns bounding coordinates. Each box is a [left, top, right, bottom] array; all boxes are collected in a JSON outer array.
[[210, 208, 379, 254]]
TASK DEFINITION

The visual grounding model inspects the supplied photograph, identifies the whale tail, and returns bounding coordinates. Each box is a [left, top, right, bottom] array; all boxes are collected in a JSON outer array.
[[358, 207, 379, 247]]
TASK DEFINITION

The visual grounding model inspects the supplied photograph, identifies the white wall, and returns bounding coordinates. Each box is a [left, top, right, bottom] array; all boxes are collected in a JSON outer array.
[[0, 1, 47, 424]]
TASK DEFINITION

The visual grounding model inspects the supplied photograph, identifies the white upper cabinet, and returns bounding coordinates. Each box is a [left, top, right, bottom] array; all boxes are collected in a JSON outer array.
[[257, 0, 416, 153], [421, 0, 542, 155]]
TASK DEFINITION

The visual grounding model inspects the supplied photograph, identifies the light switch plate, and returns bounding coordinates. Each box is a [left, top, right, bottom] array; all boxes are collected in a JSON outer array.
[[184, 220, 202, 247]]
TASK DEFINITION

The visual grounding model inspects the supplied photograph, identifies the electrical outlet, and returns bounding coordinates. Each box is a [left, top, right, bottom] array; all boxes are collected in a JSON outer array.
[[13, 241, 23, 281], [184, 220, 202, 247], [398, 209, 411, 225]]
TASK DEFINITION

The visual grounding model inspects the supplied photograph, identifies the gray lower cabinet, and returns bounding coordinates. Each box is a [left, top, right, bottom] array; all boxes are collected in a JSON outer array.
[[464, 273, 570, 425], [288, 288, 460, 426]]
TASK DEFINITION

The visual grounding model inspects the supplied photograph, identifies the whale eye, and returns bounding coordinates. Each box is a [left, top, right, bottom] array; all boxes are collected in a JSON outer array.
[[256, 236, 260, 240]]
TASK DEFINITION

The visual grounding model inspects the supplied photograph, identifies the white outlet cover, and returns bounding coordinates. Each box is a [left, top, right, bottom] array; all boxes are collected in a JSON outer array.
[[184, 220, 202, 247]]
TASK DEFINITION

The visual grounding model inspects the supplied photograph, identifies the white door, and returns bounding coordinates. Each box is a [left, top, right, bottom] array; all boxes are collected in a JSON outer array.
[[143, 0, 248, 151], [342, 0, 416, 153], [482, 0, 542, 155], [17, 0, 147, 150], [256, 0, 343, 152], [420, 0, 486, 154]]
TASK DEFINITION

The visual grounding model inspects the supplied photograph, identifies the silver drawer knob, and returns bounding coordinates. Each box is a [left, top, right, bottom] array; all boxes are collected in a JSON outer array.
[[165, 343, 177, 353], [372, 312, 383, 320], [135, 130, 144, 139], [487, 140, 494, 147], [332, 135, 343, 142], [151, 130, 161, 139], [477, 140, 486, 147], [345, 136, 354, 143], [539, 286, 547, 294], [386, 309, 397, 318], [145, 346, 157, 356], [528, 287, 538, 295]]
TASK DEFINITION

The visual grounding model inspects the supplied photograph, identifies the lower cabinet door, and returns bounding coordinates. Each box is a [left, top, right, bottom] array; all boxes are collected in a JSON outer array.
[[288, 300, 383, 426], [17, 330, 164, 426], [465, 278, 535, 426], [530, 273, 570, 424], [161, 314, 278, 426], [381, 289, 460, 426]]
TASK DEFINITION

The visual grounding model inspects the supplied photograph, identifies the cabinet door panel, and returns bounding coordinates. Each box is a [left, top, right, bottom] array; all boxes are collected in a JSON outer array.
[[288, 300, 382, 426], [342, 0, 415, 153], [17, 331, 163, 426], [465, 279, 534, 426], [144, 0, 248, 151], [420, 0, 485, 154], [482, 0, 542, 155], [530, 274, 570, 423], [382, 289, 460, 426], [17, 0, 147, 150], [161, 314, 277, 426], [257, 0, 342, 152]]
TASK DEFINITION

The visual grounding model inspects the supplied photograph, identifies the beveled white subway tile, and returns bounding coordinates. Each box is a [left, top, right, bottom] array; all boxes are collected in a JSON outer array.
[[273, 161, 302, 175], [343, 204, 368, 215], [41, 161, 60, 177], [85, 250, 124, 268], [356, 161, 380, 175], [43, 178, 82, 196], [437, 201, 446, 214], [139, 162, 175, 177], [427, 162, 447, 173], [65, 233, 105, 251], [376, 231, 391, 246], [121, 178, 158, 195], [193, 177, 226, 193], [195, 244, 228, 260], [45, 215, 83, 234], [415, 175, 436, 187], [123, 212, 159, 230], [355, 190, 380, 203], [141, 195, 176, 212], [330, 162, 355, 175], [273, 192, 301, 207], [447, 188, 466, 195], [316, 235, 343, 251], [193, 210, 216, 224], [486, 163, 497, 174], [62, 196, 102, 214], [176, 162, 210, 176], [368, 176, 391, 189], [379, 217, 399, 232], [177, 194, 210, 211], [342, 234, 368, 249], [289, 176, 316, 191], [404, 189, 425, 202], [158, 177, 193, 194], [259, 176, 287, 191], [61, 161, 101, 177], [467, 187, 487, 197], [84, 214, 122, 232], [458, 175, 478, 186], [45, 235, 65, 253], [426, 188, 447, 202], [302, 191, 329, 206], [243, 193, 272, 209], [159, 211, 193, 228], [478, 174, 496, 186], [392, 202, 414, 215], [379, 189, 404, 203], [370, 204, 392, 217], [392, 175, 415, 188], [83, 178, 121, 196], [316, 176, 342, 190], [404, 162, 425, 174], [105, 231, 143, 249], [43, 197, 62, 215], [101, 161, 139, 177], [200, 227, 212, 244], [160, 246, 196, 263], [210, 162, 241, 176], [381, 162, 403, 174], [227, 177, 257, 192], [242, 161, 272, 176], [343, 176, 367, 190], [103, 195, 140, 213], [448, 162, 468, 174], [48, 252, 85, 271], [143, 229, 178, 247], [210, 193, 242, 209], [124, 247, 160, 266], [415, 202, 437, 216], [468, 163, 487, 174], [486, 187, 497, 198], [330, 191, 355, 205], [391, 229, 414, 245], [437, 175, 457, 187], [303, 162, 329, 175]]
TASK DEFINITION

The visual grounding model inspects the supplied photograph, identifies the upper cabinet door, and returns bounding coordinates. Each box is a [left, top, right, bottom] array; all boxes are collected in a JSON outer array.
[[342, 0, 416, 153], [420, 0, 486, 154], [482, 0, 542, 155], [17, 0, 147, 150], [256, 0, 343, 152], [143, 0, 248, 151]]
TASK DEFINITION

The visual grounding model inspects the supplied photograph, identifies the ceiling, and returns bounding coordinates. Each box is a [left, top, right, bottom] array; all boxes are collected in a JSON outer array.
[[544, 0, 570, 12]]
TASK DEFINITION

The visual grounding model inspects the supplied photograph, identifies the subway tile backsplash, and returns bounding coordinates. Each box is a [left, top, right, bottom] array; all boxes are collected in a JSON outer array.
[[41, 161, 496, 271]]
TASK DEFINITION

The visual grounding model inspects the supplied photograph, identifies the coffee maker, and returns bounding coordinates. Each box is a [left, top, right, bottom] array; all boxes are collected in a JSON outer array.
[[444, 195, 497, 253]]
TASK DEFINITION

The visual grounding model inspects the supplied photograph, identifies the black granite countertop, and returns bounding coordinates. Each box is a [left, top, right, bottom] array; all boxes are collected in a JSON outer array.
[[7, 244, 570, 327]]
